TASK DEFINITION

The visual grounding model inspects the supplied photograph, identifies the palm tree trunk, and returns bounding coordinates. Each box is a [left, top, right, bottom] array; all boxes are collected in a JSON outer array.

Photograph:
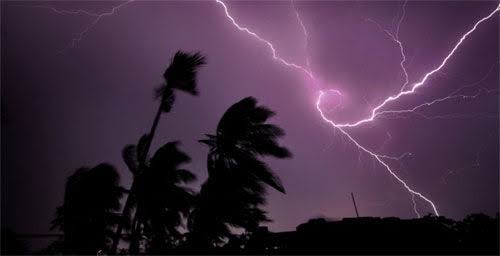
[[110, 103, 164, 254], [128, 212, 141, 254], [110, 180, 136, 253], [139, 102, 164, 166]]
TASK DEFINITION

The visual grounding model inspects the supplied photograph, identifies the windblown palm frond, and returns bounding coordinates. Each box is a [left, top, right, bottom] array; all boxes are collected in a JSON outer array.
[[155, 51, 206, 113], [134, 141, 197, 253], [163, 51, 206, 95], [122, 145, 139, 175], [190, 97, 291, 248]]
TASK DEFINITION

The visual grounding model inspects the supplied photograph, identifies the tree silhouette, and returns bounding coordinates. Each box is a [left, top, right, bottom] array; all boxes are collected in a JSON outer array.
[[457, 213, 499, 252], [188, 97, 291, 248], [1, 228, 28, 255], [51, 164, 124, 255], [126, 141, 196, 254], [118, 134, 148, 254], [111, 51, 205, 254]]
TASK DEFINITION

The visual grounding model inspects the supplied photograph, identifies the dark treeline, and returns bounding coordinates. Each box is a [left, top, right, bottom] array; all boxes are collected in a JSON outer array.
[[244, 215, 499, 255], [2, 51, 498, 255]]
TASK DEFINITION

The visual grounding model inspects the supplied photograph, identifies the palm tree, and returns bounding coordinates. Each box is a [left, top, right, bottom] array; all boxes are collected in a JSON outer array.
[[121, 139, 196, 253], [188, 97, 291, 248], [1, 228, 28, 255], [111, 51, 206, 253], [135, 141, 196, 254], [51, 164, 124, 254], [120, 140, 196, 254]]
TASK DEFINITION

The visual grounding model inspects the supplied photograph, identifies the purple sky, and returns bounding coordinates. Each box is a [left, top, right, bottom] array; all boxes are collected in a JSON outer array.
[[2, 0, 499, 238]]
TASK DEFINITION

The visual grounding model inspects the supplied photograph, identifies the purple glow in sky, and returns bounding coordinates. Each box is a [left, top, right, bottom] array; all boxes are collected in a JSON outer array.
[[2, 0, 499, 239]]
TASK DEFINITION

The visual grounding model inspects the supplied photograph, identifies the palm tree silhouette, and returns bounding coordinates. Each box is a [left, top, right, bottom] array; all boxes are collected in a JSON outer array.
[[111, 51, 206, 253], [188, 97, 291, 248], [135, 141, 196, 254], [51, 164, 124, 254], [1, 228, 28, 255]]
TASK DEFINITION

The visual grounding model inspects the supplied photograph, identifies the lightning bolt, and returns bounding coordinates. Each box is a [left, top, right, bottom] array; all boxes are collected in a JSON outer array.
[[335, 4, 500, 128], [291, 0, 313, 74], [365, 16, 409, 92], [411, 194, 421, 218], [316, 91, 439, 216], [17, 1, 135, 52], [394, 1, 408, 92], [22, 5, 104, 17], [64, 0, 134, 52], [378, 152, 412, 161], [23, 0, 498, 217], [215, 0, 314, 79], [372, 63, 498, 121], [377, 88, 498, 120], [216, 0, 499, 217], [217, 0, 440, 216]]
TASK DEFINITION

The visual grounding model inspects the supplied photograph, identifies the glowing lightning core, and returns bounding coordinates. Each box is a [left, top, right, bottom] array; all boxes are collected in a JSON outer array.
[[216, 0, 440, 216], [316, 91, 440, 216]]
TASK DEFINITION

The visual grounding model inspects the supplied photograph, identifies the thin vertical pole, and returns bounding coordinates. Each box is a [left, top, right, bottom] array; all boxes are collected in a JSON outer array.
[[351, 192, 360, 218]]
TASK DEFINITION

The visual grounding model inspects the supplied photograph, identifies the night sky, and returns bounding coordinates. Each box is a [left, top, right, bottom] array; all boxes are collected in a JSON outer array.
[[2, 0, 499, 238]]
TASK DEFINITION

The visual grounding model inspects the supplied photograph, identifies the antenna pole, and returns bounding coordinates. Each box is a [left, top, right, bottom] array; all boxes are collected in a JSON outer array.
[[351, 192, 360, 218]]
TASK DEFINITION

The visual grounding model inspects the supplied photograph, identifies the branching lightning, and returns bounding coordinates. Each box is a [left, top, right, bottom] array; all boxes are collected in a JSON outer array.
[[216, 0, 499, 217], [365, 15, 409, 92], [23, 5, 104, 17], [64, 0, 134, 52], [215, 0, 314, 79], [22, 0, 499, 217], [371, 63, 498, 121], [316, 91, 440, 216], [336, 4, 500, 128], [18, 1, 135, 52]]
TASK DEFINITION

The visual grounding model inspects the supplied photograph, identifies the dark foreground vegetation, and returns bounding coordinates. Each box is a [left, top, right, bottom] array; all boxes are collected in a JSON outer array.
[[243, 215, 499, 255], [3, 214, 499, 255], [2, 51, 498, 255]]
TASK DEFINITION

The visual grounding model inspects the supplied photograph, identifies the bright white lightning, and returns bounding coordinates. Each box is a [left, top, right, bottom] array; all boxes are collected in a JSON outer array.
[[217, 0, 440, 216], [215, 0, 314, 79], [375, 64, 498, 120], [337, 4, 500, 128], [377, 88, 497, 120], [217, 0, 499, 217], [25, 0, 499, 217], [316, 91, 440, 216]]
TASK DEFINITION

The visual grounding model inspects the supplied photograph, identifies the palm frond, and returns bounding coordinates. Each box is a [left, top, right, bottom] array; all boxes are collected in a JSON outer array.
[[192, 97, 291, 246], [150, 141, 191, 170], [134, 140, 197, 251], [163, 51, 206, 95], [54, 164, 124, 253], [122, 144, 139, 175]]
